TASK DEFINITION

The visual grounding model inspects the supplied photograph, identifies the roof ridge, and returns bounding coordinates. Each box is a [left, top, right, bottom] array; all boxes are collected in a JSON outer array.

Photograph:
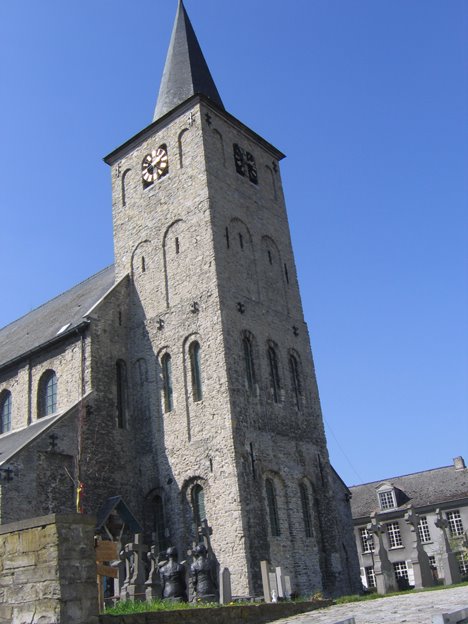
[[0, 264, 114, 333], [349, 464, 456, 489]]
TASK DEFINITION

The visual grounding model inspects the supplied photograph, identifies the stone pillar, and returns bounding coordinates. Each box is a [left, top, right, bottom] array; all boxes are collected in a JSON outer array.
[[0, 513, 99, 624]]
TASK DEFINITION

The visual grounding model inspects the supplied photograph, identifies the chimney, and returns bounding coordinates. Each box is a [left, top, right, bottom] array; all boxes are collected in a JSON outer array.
[[453, 456, 466, 470]]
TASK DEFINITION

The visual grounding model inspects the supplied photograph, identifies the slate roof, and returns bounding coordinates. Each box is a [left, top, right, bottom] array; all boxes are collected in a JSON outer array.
[[0, 393, 89, 466], [0, 265, 115, 370], [153, 0, 224, 121], [350, 462, 468, 520]]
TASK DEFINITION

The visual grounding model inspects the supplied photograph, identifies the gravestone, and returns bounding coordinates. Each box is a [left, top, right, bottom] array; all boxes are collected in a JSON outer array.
[[260, 560, 272, 603], [269, 572, 279, 602], [219, 567, 232, 604], [434, 508, 461, 585], [275, 566, 285, 598], [404, 506, 434, 588], [367, 514, 397, 594], [283, 575, 292, 600]]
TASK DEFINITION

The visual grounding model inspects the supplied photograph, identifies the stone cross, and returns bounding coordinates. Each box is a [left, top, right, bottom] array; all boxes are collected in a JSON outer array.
[[404, 507, 420, 532], [403, 505, 434, 588], [198, 519, 213, 555], [121, 534, 148, 601], [367, 514, 397, 594], [145, 545, 162, 601], [434, 508, 461, 585]]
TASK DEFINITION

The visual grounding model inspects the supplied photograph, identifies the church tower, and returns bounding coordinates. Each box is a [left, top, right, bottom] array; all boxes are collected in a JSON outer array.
[[104, 0, 358, 597]]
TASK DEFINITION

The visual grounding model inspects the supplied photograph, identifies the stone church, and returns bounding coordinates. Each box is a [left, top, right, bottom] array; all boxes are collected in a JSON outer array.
[[0, 1, 360, 597]]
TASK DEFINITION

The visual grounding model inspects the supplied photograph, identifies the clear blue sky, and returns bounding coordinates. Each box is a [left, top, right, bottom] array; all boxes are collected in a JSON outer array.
[[0, 1, 466, 486]]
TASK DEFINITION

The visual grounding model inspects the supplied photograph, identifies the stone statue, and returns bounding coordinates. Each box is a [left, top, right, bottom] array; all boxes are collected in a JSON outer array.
[[190, 543, 218, 602], [159, 547, 188, 602]]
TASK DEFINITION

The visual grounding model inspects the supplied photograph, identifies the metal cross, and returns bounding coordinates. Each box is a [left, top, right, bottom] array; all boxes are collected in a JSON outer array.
[[237, 302, 245, 314], [205, 112, 212, 126], [49, 434, 59, 451], [157, 318, 165, 331], [188, 112, 196, 127], [272, 161, 278, 173], [191, 302, 200, 314], [1, 467, 14, 482]]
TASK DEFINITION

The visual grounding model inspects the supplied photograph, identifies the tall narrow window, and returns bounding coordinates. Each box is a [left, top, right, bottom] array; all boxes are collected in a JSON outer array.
[[189, 341, 203, 402], [161, 353, 174, 412], [0, 391, 12, 434], [418, 516, 431, 543], [289, 354, 301, 409], [447, 510, 464, 536], [268, 345, 281, 403], [299, 483, 313, 537], [38, 370, 57, 418], [192, 484, 206, 528], [386, 522, 403, 548], [153, 495, 167, 552], [265, 478, 280, 536], [116, 360, 129, 429], [243, 336, 256, 392]]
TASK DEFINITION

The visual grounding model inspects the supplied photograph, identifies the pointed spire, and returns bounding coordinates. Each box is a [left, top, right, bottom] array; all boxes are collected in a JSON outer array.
[[153, 0, 224, 121]]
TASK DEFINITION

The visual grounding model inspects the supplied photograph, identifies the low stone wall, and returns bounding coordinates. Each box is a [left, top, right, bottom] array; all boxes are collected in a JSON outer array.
[[99, 600, 332, 624], [0, 513, 99, 624]]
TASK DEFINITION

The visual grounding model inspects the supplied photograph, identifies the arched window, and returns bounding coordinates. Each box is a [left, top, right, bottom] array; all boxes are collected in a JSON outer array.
[[191, 484, 206, 528], [243, 335, 256, 392], [265, 478, 280, 536], [0, 391, 12, 434], [289, 354, 302, 409], [299, 483, 313, 537], [161, 353, 174, 412], [267, 345, 281, 403], [116, 360, 129, 429], [189, 341, 203, 402], [152, 495, 167, 552], [38, 370, 57, 418]]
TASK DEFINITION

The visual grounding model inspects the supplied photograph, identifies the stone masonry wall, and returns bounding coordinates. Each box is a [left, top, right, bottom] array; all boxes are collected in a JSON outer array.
[[0, 513, 98, 624]]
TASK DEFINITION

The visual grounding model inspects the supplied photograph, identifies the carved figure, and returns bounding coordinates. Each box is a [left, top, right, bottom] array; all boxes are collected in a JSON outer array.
[[159, 547, 187, 601], [190, 543, 218, 601]]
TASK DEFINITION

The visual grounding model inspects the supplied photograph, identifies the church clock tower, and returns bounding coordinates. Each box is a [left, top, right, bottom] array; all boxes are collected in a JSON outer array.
[[104, 0, 358, 597]]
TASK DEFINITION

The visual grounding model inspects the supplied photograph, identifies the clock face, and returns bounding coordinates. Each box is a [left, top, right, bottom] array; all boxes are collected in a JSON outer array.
[[154, 146, 169, 176], [142, 146, 169, 186], [142, 151, 157, 184]]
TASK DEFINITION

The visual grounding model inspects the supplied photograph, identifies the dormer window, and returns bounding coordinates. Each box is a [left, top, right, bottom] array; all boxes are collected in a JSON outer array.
[[376, 483, 397, 510]]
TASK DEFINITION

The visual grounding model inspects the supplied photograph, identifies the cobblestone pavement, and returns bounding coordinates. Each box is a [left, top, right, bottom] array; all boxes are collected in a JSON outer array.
[[274, 586, 468, 624]]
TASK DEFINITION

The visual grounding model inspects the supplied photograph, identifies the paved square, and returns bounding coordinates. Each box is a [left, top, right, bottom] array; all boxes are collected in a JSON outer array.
[[275, 586, 468, 624]]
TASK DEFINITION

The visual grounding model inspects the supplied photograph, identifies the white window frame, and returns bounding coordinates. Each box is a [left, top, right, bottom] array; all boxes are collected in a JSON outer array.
[[376, 483, 397, 511], [446, 510, 464, 537], [359, 527, 375, 553], [417, 516, 431, 543], [386, 521, 403, 548]]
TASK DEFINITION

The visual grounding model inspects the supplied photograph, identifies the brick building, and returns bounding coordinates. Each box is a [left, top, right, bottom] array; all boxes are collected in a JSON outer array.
[[350, 456, 468, 590], [0, 1, 360, 597]]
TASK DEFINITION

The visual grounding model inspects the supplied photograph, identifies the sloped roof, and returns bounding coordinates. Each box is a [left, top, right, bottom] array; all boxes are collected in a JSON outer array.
[[153, 0, 224, 121], [350, 462, 468, 520], [0, 393, 89, 466], [96, 496, 142, 534], [0, 266, 115, 370]]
